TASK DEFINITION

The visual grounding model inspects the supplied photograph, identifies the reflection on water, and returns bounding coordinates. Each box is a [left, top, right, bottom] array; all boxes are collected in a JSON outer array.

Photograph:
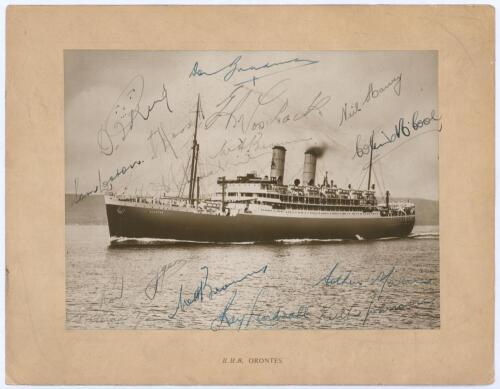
[[66, 224, 439, 330]]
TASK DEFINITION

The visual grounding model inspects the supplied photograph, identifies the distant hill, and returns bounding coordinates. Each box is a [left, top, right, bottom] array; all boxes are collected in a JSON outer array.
[[394, 197, 439, 226], [65, 194, 438, 225]]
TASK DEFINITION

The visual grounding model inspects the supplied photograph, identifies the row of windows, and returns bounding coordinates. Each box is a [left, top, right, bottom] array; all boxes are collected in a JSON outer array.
[[266, 202, 373, 212], [263, 209, 368, 215], [226, 192, 373, 204], [149, 210, 166, 215]]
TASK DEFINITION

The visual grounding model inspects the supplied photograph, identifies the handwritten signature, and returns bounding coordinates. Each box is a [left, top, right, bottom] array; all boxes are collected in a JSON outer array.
[[168, 264, 268, 319], [205, 79, 331, 133], [314, 262, 434, 289], [144, 259, 188, 300], [97, 75, 173, 156], [210, 288, 310, 331], [313, 263, 396, 298], [354, 109, 441, 159], [72, 159, 144, 204], [209, 262, 436, 330], [189, 55, 319, 86], [74, 260, 437, 329], [339, 72, 403, 127], [313, 263, 436, 326]]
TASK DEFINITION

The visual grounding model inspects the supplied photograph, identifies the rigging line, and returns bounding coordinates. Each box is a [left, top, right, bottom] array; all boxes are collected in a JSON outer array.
[[119, 166, 144, 194], [377, 161, 386, 194], [373, 168, 381, 192], [160, 174, 168, 194], [120, 167, 135, 192], [164, 163, 173, 192], [357, 167, 368, 190], [374, 167, 382, 196], [352, 164, 366, 188], [197, 156, 209, 198], [372, 169, 384, 199], [178, 154, 192, 199], [317, 159, 324, 177], [317, 159, 330, 185], [380, 166, 386, 192], [168, 163, 181, 193], [180, 162, 190, 198]]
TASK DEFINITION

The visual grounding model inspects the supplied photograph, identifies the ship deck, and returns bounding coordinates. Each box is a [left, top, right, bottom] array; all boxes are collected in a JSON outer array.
[[105, 196, 416, 242]]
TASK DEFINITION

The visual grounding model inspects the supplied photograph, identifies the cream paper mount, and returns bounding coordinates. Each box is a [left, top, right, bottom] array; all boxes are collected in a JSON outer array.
[[6, 5, 494, 385]]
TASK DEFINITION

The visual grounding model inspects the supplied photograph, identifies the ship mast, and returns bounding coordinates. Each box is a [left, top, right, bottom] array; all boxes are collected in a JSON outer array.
[[367, 130, 374, 191], [188, 94, 201, 204], [196, 177, 200, 208]]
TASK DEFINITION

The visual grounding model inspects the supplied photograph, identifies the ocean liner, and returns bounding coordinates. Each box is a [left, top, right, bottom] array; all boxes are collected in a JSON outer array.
[[105, 96, 415, 243]]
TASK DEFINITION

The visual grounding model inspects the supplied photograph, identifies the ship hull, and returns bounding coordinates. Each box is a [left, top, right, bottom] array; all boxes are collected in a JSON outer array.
[[105, 202, 415, 243]]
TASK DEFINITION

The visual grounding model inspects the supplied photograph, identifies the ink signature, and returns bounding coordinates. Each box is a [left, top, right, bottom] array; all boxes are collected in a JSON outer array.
[[339, 72, 403, 127], [97, 75, 173, 156], [144, 259, 188, 300], [168, 264, 268, 319], [189, 55, 319, 86], [205, 78, 331, 134], [354, 109, 441, 159], [72, 159, 144, 204], [210, 288, 310, 331]]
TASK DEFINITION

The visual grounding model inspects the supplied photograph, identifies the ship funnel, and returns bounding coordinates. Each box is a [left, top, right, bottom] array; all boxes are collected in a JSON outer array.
[[270, 146, 286, 184], [303, 151, 317, 186]]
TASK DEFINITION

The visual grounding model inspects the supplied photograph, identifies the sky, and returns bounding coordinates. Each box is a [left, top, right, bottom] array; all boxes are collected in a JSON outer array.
[[65, 50, 438, 200]]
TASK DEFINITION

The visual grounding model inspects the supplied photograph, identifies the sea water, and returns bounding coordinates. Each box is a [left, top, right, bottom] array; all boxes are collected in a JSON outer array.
[[65, 223, 439, 330]]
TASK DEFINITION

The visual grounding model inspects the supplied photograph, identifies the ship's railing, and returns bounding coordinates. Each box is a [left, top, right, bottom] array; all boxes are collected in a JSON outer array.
[[111, 195, 224, 215], [378, 213, 415, 219], [242, 182, 377, 197], [109, 194, 415, 219], [113, 191, 378, 210], [217, 191, 376, 206], [112, 191, 381, 211], [248, 204, 415, 219]]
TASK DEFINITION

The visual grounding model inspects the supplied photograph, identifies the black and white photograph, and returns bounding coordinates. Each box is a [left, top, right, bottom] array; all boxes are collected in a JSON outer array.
[[65, 50, 440, 330]]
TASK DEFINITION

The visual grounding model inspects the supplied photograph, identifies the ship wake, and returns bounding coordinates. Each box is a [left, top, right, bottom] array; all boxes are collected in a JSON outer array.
[[407, 231, 439, 240], [109, 237, 256, 247], [109, 231, 439, 247]]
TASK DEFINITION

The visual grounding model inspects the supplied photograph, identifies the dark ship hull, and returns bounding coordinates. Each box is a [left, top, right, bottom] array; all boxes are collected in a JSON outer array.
[[106, 203, 415, 243]]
